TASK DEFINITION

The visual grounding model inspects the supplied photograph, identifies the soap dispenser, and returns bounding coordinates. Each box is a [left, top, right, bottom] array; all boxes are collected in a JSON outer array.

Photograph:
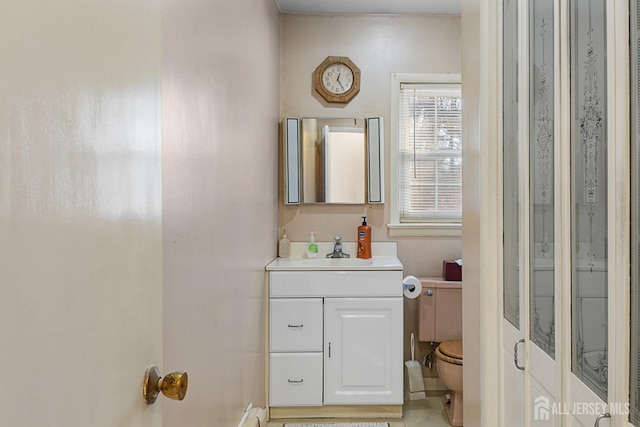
[[278, 229, 290, 258], [357, 216, 372, 259], [306, 232, 318, 259]]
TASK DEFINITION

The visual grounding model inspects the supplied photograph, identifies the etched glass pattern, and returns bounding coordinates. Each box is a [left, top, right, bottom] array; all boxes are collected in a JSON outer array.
[[503, 0, 520, 328], [570, 0, 608, 401], [529, 0, 555, 359]]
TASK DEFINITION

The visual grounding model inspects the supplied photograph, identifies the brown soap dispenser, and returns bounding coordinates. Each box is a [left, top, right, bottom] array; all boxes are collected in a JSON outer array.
[[357, 216, 372, 259]]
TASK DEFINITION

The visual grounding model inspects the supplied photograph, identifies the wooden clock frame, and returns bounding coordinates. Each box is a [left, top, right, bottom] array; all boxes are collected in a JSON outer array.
[[313, 56, 361, 104]]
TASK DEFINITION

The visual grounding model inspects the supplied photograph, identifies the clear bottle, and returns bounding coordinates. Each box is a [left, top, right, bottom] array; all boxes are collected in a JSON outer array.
[[306, 232, 318, 259], [278, 230, 290, 258]]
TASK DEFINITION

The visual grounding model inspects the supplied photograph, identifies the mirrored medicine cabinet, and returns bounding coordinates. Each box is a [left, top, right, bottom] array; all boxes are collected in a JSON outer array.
[[283, 117, 384, 205]]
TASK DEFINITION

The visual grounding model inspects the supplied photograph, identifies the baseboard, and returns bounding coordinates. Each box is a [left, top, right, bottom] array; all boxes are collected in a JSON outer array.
[[269, 405, 403, 419]]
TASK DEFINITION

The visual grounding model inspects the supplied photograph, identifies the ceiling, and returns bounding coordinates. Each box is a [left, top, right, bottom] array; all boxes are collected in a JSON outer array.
[[274, 0, 461, 15]]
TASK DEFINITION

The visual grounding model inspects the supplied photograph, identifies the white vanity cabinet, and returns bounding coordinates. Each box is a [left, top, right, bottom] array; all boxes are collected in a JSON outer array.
[[265, 250, 404, 418]]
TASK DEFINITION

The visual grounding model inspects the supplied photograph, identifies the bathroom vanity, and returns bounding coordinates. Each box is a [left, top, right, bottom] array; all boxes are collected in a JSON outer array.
[[265, 242, 403, 419]]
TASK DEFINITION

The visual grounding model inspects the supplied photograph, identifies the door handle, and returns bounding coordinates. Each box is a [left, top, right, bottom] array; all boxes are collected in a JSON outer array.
[[594, 412, 610, 427], [143, 365, 188, 404], [514, 339, 525, 370]]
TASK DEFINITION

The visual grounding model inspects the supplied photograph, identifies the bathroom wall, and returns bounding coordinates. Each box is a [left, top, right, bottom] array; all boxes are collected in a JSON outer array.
[[280, 13, 462, 366], [280, 13, 462, 277], [162, 1, 280, 426]]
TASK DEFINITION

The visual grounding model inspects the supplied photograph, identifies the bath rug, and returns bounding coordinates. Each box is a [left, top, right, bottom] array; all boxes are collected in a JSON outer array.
[[283, 423, 389, 427]]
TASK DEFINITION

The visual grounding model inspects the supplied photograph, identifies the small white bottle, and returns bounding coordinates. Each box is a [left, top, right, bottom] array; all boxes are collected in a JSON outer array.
[[278, 230, 290, 258], [306, 232, 318, 259]]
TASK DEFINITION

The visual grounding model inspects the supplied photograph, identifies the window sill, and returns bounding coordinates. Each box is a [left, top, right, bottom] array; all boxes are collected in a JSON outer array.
[[387, 222, 462, 237]]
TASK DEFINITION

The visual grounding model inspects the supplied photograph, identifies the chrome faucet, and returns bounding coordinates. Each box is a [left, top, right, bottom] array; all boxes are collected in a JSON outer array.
[[327, 236, 350, 258]]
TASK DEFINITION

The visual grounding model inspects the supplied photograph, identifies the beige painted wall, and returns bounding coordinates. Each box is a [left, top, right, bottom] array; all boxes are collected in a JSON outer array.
[[161, 1, 280, 426], [280, 13, 462, 365], [280, 14, 462, 278]]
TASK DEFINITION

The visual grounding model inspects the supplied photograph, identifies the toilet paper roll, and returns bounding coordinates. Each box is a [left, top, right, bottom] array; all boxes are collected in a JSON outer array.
[[403, 275, 422, 299]]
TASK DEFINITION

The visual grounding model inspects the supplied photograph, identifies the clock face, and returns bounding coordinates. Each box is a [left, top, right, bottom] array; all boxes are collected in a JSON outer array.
[[322, 63, 354, 95], [314, 56, 360, 103]]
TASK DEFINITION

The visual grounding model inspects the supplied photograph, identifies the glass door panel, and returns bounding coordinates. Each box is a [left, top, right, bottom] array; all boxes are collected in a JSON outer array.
[[570, 0, 608, 402], [504, 0, 520, 330], [502, 2, 525, 423], [529, 0, 555, 360]]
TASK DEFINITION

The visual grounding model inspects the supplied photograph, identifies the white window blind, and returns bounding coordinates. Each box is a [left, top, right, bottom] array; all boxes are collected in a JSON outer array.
[[399, 83, 462, 222]]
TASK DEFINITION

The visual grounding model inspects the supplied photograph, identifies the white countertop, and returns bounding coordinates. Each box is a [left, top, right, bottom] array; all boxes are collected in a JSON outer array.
[[266, 241, 403, 271]]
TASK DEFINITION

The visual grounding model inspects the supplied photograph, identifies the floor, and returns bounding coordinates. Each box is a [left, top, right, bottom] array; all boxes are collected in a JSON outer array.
[[267, 394, 452, 427]]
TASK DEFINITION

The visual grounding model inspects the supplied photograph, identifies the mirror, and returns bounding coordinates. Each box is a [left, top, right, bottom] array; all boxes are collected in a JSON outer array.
[[283, 117, 384, 205]]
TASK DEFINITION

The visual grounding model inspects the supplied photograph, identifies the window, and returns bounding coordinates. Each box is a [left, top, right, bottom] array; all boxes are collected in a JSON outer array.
[[389, 74, 462, 237]]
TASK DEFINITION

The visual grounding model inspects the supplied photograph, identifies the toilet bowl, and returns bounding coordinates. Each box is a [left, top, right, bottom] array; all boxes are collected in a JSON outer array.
[[435, 340, 463, 426]]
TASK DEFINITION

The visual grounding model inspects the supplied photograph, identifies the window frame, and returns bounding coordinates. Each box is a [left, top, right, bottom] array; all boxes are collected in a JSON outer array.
[[388, 73, 462, 237]]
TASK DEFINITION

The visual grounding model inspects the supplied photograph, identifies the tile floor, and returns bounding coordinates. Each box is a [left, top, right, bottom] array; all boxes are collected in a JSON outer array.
[[267, 394, 452, 427]]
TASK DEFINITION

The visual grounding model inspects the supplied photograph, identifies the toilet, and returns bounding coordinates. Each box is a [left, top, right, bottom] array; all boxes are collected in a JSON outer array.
[[434, 340, 463, 426], [417, 278, 463, 426]]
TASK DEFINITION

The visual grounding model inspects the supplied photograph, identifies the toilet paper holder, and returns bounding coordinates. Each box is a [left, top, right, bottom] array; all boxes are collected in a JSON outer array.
[[403, 283, 432, 294]]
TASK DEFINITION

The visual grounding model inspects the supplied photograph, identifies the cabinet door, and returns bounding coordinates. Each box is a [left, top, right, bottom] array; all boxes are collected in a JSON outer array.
[[324, 298, 403, 405]]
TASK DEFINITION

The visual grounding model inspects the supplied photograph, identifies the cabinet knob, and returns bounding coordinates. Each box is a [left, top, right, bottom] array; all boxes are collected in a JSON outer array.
[[287, 378, 304, 383], [425, 289, 434, 296], [287, 324, 304, 328]]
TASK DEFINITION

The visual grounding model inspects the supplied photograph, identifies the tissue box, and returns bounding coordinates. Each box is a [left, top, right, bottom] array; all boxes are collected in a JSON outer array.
[[443, 260, 462, 281]]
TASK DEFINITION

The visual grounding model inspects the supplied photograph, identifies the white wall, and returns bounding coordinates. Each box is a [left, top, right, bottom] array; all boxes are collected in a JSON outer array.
[[161, 0, 280, 426]]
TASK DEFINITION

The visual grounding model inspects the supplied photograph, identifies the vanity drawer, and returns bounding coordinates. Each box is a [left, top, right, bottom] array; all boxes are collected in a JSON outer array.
[[270, 270, 403, 297], [270, 298, 323, 352], [270, 352, 323, 407]]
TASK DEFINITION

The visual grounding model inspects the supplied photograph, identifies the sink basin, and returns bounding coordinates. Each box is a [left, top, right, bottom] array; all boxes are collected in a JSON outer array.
[[265, 242, 403, 271], [300, 258, 373, 267]]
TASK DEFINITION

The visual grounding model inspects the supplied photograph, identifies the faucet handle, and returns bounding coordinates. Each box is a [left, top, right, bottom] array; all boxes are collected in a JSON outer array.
[[334, 236, 342, 244]]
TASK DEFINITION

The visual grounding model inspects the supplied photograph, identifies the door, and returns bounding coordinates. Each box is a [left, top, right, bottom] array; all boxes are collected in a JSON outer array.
[[502, 0, 527, 422], [527, 0, 560, 424], [500, 0, 631, 425], [0, 0, 164, 425], [323, 298, 403, 405], [505, 0, 563, 413]]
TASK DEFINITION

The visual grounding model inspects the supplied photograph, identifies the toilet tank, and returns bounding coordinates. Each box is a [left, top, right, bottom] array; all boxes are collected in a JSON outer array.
[[417, 278, 462, 342]]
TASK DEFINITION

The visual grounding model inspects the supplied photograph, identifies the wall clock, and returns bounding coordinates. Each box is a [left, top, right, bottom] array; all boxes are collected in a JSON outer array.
[[313, 56, 361, 104]]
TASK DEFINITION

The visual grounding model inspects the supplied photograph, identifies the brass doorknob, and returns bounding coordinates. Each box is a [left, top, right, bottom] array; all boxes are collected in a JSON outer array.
[[143, 365, 188, 404]]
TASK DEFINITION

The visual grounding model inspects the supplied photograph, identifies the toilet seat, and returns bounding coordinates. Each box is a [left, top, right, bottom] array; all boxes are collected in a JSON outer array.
[[435, 340, 463, 365]]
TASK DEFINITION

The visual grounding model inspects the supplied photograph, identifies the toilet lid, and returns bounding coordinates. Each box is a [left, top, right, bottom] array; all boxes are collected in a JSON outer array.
[[439, 340, 463, 360]]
